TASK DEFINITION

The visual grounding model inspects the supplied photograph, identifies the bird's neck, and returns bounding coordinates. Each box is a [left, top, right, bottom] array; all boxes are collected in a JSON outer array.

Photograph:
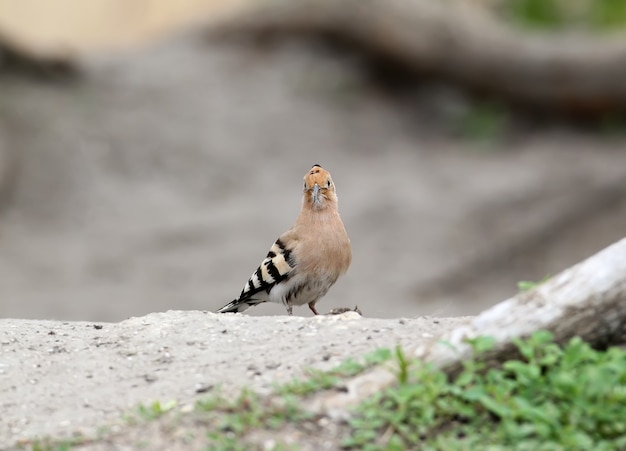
[[297, 200, 341, 226]]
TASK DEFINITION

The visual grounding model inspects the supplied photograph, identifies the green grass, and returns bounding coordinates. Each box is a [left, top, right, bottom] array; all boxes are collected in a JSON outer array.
[[197, 348, 393, 449], [503, 0, 626, 30], [136, 400, 178, 421], [22, 437, 85, 451], [197, 388, 312, 433], [517, 274, 551, 292], [275, 347, 392, 396], [455, 101, 509, 146], [197, 388, 310, 449], [187, 333, 626, 449], [29, 441, 73, 451], [343, 331, 626, 450], [18, 333, 626, 450]]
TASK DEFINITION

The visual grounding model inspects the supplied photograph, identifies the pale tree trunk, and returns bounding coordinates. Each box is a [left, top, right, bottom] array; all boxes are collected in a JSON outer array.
[[311, 237, 626, 417]]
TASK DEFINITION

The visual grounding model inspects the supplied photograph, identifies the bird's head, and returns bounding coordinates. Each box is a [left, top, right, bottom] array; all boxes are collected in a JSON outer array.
[[303, 164, 337, 209]]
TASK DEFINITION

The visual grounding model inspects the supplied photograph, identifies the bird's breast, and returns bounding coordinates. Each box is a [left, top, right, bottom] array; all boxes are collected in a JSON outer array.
[[296, 214, 351, 276]]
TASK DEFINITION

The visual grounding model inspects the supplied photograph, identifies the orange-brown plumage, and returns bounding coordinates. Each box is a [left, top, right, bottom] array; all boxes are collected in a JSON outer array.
[[217, 164, 351, 315]]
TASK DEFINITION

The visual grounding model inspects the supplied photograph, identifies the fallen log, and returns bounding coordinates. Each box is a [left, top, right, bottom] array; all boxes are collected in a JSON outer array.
[[311, 237, 626, 416], [212, 0, 626, 115]]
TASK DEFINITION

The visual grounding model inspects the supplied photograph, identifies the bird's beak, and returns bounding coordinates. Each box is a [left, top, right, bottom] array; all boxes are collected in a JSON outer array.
[[312, 183, 320, 204]]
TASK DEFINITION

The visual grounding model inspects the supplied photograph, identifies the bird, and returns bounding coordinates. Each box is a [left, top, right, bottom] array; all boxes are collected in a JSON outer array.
[[216, 164, 351, 315]]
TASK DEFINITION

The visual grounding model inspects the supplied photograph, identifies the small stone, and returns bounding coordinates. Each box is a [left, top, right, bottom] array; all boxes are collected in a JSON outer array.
[[263, 439, 276, 450], [194, 383, 214, 394], [180, 403, 194, 413], [327, 306, 362, 316], [318, 417, 329, 427], [143, 374, 158, 383]]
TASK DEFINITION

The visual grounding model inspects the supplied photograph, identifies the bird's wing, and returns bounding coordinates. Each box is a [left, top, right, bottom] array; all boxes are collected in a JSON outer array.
[[238, 236, 296, 300], [216, 236, 296, 313]]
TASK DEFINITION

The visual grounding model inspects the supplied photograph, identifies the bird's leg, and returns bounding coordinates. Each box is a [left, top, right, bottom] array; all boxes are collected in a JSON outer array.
[[287, 305, 293, 315], [308, 302, 319, 315]]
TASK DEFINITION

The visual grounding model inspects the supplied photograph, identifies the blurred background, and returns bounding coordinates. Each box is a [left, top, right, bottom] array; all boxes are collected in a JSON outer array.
[[0, 0, 625, 321]]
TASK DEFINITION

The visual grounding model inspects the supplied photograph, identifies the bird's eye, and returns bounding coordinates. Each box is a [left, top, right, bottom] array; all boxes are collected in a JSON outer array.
[[304, 182, 307, 190], [327, 180, 332, 188]]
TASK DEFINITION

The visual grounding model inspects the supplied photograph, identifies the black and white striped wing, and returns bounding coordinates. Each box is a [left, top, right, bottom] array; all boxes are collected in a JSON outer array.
[[216, 238, 295, 313]]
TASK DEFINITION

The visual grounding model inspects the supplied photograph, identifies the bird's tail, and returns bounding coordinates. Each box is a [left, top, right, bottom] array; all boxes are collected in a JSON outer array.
[[215, 298, 263, 314]]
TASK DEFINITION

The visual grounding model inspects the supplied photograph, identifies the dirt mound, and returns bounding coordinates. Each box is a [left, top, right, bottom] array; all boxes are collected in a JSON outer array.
[[0, 311, 469, 447]]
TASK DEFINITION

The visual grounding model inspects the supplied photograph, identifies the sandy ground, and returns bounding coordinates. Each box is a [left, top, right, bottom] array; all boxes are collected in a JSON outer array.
[[0, 311, 470, 447]]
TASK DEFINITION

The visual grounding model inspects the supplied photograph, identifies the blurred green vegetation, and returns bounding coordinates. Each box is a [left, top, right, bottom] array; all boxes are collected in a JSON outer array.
[[504, 0, 626, 30], [455, 101, 509, 146]]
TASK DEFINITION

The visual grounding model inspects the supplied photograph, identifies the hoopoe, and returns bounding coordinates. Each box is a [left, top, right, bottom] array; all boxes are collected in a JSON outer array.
[[216, 164, 351, 315]]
